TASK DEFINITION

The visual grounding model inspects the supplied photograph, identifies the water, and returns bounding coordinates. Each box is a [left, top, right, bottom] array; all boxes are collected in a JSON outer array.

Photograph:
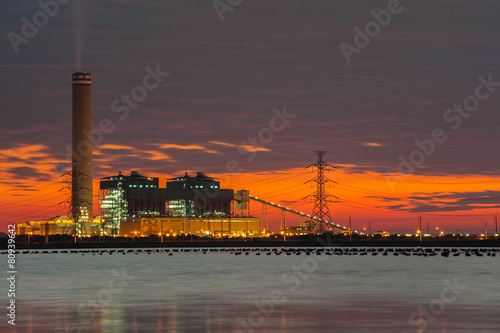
[[1, 248, 499, 332]]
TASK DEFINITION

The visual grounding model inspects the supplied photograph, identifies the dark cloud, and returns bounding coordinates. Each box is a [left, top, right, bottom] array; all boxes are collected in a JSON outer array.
[[279, 200, 303, 206], [365, 196, 401, 202], [377, 190, 500, 213], [1, 0, 500, 179], [8, 167, 50, 181]]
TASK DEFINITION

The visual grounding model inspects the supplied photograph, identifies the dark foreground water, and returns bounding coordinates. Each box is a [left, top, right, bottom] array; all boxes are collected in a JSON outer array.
[[1, 247, 499, 332]]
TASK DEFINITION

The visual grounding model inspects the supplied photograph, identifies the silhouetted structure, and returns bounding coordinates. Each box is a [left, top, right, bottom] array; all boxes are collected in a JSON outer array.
[[305, 151, 337, 231], [100, 171, 235, 234], [72, 72, 93, 234]]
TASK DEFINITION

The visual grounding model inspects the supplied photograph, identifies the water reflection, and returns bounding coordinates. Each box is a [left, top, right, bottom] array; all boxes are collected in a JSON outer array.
[[1, 248, 499, 333]]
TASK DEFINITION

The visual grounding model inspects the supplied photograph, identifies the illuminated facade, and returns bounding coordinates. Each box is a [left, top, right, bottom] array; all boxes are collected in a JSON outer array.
[[374, 230, 390, 237], [278, 226, 322, 236], [164, 172, 232, 217], [17, 216, 103, 236], [99, 171, 159, 235], [121, 217, 260, 238]]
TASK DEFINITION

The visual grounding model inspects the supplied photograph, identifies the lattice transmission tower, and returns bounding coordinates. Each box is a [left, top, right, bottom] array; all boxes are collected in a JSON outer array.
[[305, 151, 337, 231], [61, 164, 91, 241]]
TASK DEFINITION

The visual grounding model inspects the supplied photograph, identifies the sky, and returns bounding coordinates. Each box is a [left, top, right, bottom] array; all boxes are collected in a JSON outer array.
[[1, 0, 500, 234]]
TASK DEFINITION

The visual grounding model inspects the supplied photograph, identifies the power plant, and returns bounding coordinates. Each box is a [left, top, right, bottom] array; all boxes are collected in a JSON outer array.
[[68, 71, 259, 237], [99, 170, 257, 237], [16, 72, 342, 239]]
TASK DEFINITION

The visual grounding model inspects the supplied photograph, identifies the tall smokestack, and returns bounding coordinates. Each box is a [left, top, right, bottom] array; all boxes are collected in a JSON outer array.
[[72, 72, 93, 232]]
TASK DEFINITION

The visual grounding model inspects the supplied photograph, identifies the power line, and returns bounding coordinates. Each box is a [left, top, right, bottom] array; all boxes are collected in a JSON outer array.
[[0, 189, 65, 208], [336, 183, 400, 198], [0, 179, 64, 195], [232, 172, 306, 187], [1, 206, 65, 223], [249, 183, 305, 198], [341, 170, 500, 185]]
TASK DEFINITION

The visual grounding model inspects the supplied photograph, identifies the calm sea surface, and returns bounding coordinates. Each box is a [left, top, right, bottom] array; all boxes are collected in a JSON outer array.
[[1, 247, 499, 333]]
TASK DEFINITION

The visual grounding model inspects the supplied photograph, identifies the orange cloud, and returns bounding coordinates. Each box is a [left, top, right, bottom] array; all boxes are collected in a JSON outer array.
[[239, 145, 271, 153], [209, 141, 237, 147], [0, 144, 50, 160], [209, 140, 270, 153], [158, 143, 220, 154], [145, 151, 173, 161], [99, 144, 135, 150], [223, 166, 500, 233], [2, 144, 499, 235]]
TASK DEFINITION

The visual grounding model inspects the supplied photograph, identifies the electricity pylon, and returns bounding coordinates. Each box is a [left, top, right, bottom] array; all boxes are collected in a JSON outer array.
[[61, 164, 91, 242], [305, 151, 337, 231]]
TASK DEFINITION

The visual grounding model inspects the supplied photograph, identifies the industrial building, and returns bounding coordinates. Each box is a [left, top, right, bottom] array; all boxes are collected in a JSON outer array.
[[122, 217, 260, 238], [99, 171, 257, 236], [99, 170, 159, 234], [17, 216, 102, 237]]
